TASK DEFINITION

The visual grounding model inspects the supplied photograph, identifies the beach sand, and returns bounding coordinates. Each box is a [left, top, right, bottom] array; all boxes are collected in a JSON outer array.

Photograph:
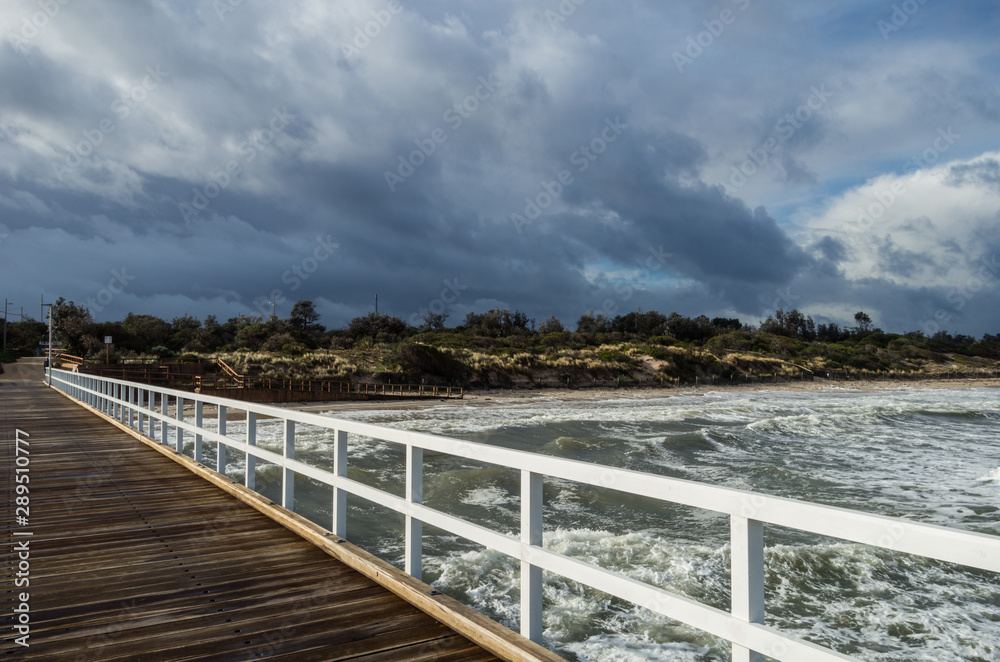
[[285, 376, 1000, 415], [12, 357, 993, 417]]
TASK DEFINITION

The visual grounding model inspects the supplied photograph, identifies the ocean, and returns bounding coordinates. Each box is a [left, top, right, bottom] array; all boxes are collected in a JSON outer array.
[[210, 386, 1000, 661]]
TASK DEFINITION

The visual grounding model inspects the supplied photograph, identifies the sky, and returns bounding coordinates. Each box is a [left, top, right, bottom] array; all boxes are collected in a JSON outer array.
[[1, 0, 999, 336]]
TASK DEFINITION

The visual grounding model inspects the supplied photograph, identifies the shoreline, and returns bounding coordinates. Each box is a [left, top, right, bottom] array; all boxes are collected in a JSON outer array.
[[9, 358, 993, 415], [286, 376, 1000, 414]]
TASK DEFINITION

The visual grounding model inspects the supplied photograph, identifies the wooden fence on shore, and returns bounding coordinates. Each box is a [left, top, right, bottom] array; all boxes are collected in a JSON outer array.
[[63, 355, 997, 395], [73, 364, 463, 401]]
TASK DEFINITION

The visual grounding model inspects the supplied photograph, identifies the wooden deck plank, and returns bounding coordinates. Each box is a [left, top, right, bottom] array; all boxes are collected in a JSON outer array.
[[1, 377, 510, 661]]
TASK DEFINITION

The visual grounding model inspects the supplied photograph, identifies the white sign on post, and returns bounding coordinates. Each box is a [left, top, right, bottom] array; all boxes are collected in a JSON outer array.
[[105, 336, 112, 344]]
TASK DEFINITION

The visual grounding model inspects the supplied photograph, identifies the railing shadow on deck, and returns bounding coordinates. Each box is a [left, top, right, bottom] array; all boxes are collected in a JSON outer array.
[[48, 368, 1000, 662]]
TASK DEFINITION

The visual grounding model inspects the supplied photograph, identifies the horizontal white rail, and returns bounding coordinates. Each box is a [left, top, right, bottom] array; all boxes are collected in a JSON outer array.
[[49, 368, 1000, 662]]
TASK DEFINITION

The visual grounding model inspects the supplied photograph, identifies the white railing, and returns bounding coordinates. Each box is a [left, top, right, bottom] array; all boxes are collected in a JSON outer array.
[[48, 368, 1000, 662]]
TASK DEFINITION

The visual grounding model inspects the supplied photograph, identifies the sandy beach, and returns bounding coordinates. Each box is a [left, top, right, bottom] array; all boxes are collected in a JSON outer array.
[[286, 376, 1000, 415], [12, 358, 994, 417]]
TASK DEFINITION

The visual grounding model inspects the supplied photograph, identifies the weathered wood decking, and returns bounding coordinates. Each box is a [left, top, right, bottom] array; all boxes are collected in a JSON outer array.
[[1, 364, 554, 661]]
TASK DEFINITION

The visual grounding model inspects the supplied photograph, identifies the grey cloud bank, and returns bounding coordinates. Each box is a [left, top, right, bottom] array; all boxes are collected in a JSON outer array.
[[0, 0, 998, 336]]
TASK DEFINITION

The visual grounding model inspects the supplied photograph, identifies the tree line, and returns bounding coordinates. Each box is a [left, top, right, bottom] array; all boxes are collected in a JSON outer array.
[[1, 297, 997, 362]]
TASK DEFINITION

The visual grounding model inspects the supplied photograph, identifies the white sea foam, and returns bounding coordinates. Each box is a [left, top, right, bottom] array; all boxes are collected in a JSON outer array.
[[288, 386, 1000, 660], [979, 467, 1000, 484], [460, 484, 515, 508]]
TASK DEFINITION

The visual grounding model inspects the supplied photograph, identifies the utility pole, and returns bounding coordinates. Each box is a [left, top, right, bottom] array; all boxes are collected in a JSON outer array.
[[375, 294, 378, 315], [3, 298, 9, 353]]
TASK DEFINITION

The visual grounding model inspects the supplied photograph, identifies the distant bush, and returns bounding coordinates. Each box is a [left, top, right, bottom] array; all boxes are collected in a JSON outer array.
[[540, 331, 573, 347], [596, 348, 633, 365], [280, 342, 308, 357], [642, 346, 673, 362], [394, 343, 469, 384]]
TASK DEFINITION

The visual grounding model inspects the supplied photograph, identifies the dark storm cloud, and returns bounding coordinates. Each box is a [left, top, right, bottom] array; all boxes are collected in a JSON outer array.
[[0, 0, 998, 334]]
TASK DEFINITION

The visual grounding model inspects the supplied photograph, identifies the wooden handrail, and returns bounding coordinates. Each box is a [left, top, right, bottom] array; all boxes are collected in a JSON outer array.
[[216, 358, 245, 387]]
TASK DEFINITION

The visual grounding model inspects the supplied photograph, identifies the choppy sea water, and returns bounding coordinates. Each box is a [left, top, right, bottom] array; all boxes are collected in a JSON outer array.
[[202, 387, 1000, 661]]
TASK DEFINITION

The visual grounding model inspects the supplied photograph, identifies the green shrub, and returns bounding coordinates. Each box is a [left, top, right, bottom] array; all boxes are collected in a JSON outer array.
[[394, 343, 469, 384], [642, 346, 673, 362], [280, 343, 308, 357]]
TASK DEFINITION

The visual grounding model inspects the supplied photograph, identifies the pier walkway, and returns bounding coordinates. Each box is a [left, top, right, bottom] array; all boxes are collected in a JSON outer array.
[[1, 360, 551, 661], [9, 359, 1000, 662]]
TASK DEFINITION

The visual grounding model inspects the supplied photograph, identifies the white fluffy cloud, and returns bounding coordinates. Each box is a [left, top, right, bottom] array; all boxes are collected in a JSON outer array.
[[803, 150, 1000, 288]]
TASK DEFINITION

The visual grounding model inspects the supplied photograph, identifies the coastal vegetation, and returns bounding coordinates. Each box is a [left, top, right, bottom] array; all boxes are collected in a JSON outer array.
[[5, 299, 999, 388]]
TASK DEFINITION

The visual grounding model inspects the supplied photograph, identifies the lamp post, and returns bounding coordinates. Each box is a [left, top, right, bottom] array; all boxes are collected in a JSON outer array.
[[42, 303, 53, 385], [3, 298, 11, 354]]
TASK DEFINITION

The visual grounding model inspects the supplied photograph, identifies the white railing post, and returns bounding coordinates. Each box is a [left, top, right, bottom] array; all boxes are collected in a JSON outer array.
[[160, 393, 168, 444], [127, 386, 135, 428], [332, 430, 347, 538], [137, 389, 144, 434], [217, 404, 227, 477], [521, 470, 543, 643], [148, 391, 157, 438], [246, 412, 257, 490], [731, 515, 765, 662], [406, 445, 423, 580], [175, 396, 185, 453], [282, 419, 295, 509], [47, 371, 1000, 662], [194, 401, 203, 462]]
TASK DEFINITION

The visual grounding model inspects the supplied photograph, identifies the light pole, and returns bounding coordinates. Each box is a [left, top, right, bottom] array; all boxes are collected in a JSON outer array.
[[3, 298, 11, 354], [43, 303, 52, 385]]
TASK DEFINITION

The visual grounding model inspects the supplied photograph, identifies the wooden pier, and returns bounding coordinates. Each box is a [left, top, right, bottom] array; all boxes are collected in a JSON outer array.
[[1, 360, 559, 661]]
